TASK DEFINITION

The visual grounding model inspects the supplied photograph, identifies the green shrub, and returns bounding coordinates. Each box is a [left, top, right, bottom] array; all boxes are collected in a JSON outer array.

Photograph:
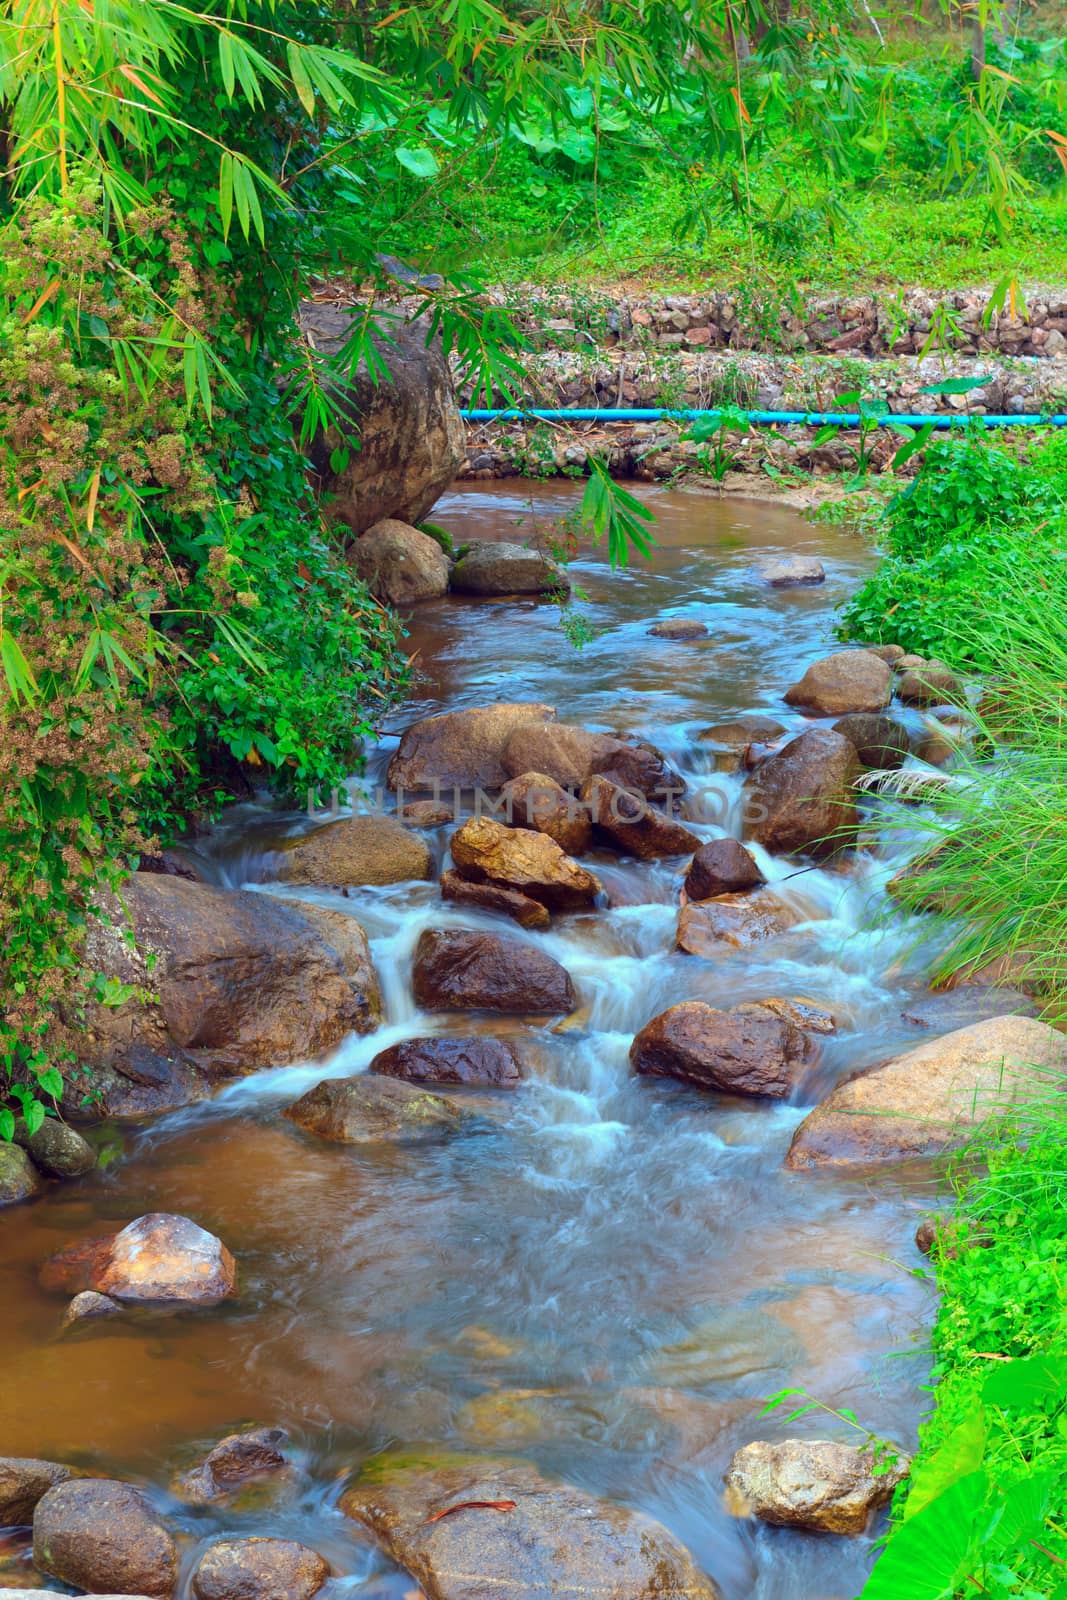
[[838, 437, 1063, 668]]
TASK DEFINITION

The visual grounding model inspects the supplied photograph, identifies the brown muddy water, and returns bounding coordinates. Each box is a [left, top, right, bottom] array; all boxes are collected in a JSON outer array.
[[1, 481, 954, 1599]]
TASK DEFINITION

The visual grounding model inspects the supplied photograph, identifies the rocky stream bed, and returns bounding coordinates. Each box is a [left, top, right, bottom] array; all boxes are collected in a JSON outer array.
[[1, 479, 1056, 1600]]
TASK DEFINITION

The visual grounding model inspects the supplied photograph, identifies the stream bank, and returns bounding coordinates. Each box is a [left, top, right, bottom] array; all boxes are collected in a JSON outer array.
[[0, 478, 1037, 1599]]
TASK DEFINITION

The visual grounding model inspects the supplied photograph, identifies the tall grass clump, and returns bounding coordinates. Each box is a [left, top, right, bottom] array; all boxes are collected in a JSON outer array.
[[886, 536, 1067, 1000]]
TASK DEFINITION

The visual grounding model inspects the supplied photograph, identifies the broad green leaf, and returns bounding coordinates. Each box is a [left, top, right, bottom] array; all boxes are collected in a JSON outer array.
[[919, 376, 992, 396], [396, 146, 439, 178], [862, 1471, 988, 1599], [982, 1353, 1067, 1409]]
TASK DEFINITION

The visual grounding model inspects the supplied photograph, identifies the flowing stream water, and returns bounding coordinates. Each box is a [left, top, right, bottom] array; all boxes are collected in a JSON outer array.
[[1, 481, 952, 1599]]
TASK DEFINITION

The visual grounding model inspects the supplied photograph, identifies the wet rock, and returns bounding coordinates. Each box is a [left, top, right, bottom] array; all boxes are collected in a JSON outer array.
[[498, 772, 592, 855], [174, 1428, 289, 1505], [583, 775, 701, 858], [761, 998, 837, 1034], [832, 713, 912, 770], [41, 1213, 236, 1306], [915, 1217, 943, 1255], [70, 1050, 207, 1123], [593, 741, 686, 805], [348, 518, 450, 606], [502, 722, 683, 802], [786, 1015, 1067, 1170], [0, 1144, 42, 1206], [33, 1479, 179, 1598], [683, 839, 764, 900], [279, 900, 382, 1034], [697, 716, 787, 748], [864, 643, 906, 664], [371, 1038, 523, 1089], [677, 890, 803, 954], [784, 649, 892, 716], [631, 1001, 815, 1098], [901, 987, 1037, 1030], [743, 728, 860, 859], [695, 717, 787, 772], [450, 817, 599, 911], [648, 618, 709, 638], [298, 307, 464, 536], [450, 541, 568, 597], [16, 1119, 95, 1179], [413, 929, 576, 1014], [191, 1539, 328, 1600], [389, 703, 556, 792], [284, 1075, 469, 1144], [897, 663, 966, 706], [440, 869, 551, 929], [272, 815, 432, 888], [501, 721, 627, 792], [81, 875, 379, 1084], [757, 555, 826, 587], [341, 1454, 720, 1600], [62, 1291, 123, 1328], [724, 1439, 907, 1534], [0, 1461, 78, 1527], [401, 800, 455, 827]]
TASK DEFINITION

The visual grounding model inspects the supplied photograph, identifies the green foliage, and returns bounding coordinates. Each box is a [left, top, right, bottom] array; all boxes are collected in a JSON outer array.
[[343, 6, 1067, 293], [686, 406, 750, 482], [838, 436, 1063, 667], [865, 1102, 1067, 1598]]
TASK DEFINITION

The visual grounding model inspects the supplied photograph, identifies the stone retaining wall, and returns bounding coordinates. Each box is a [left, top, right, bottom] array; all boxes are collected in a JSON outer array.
[[493, 285, 1067, 359]]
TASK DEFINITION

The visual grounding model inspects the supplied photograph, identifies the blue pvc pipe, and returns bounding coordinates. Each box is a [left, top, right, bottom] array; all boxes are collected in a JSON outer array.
[[462, 407, 1067, 428]]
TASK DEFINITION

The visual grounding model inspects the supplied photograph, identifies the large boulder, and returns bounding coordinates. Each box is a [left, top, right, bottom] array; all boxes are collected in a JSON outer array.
[[371, 1038, 523, 1089], [501, 723, 682, 803], [284, 1075, 469, 1144], [743, 728, 860, 858], [271, 815, 432, 888], [389, 703, 556, 792], [832, 712, 912, 770], [676, 890, 803, 954], [683, 839, 764, 901], [582, 775, 701, 859], [439, 870, 550, 930], [33, 1479, 179, 1598], [449, 817, 599, 910], [40, 1213, 236, 1306], [277, 900, 383, 1033], [630, 1001, 815, 1098], [298, 306, 464, 536], [724, 1440, 908, 1534], [348, 518, 450, 606], [0, 1142, 42, 1206], [0, 1459, 78, 1526], [413, 929, 576, 1014], [786, 1015, 1067, 1170], [340, 1454, 720, 1600], [450, 541, 568, 596], [173, 1428, 289, 1505], [498, 772, 592, 855], [784, 650, 892, 716], [191, 1539, 329, 1600], [80, 875, 380, 1088]]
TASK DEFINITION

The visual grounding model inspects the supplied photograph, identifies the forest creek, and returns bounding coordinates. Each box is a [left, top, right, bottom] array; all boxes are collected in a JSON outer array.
[[2, 475, 1024, 1600]]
